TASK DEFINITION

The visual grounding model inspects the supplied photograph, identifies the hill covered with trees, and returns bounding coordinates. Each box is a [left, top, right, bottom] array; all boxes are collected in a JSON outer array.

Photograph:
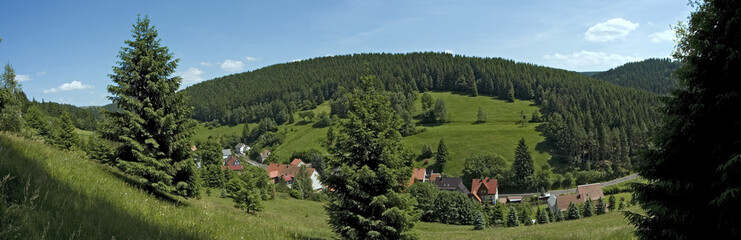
[[592, 58, 681, 94]]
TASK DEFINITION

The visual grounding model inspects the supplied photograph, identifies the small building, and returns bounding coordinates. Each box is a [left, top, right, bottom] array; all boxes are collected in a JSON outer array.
[[235, 143, 250, 155], [222, 149, 232, 159], [259, 149, 271, 163], [290, 158, 306, 167], [267, 162, 322, 190], [548, 183, 605, 213], [471, 177, 499, 204], [433, 176, 470, 195], [222, 155, 243, 171], [408, 168, 426, 186]]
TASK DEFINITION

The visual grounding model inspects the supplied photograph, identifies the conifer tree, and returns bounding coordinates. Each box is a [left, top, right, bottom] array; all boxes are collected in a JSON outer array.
[[547, 207, 555, 222], [554, 209, 564, 222], [628, 1, 741, 239], [0, 63, 23, 133], [241, 122, 250, 143], [433, 98, 448, 123], [536, 208, 549, 224], [506, 206, 519, 227], [608, 195, 616, 211], [567, 202, 581, 220], [595, 197, 606, 215], [324, 71, 419, 240], [476, 106, 487, 123], [618, 198, 625, 210], [106, 15, 199, 197], [512, 138, 535, 190], [434, 138, 449, 173], [583, 199, 595, 217], [57, 111, 79, 150], [506, 81, 515, 102], [473, 211, 485, 230]]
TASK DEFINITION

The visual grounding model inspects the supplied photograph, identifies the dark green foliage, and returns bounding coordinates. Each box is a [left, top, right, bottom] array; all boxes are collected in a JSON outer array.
[[608, 195, 616, 211], [562, 172, 574, 188], [511, 138, 534, 190], [506, 82, 515, 103], [0, 63, 23, 133], [289, 149, 327, 176], [433, 98, 448, 123], [461, 153, 507, 189], [595, 197, 606, 215], [330, 95, 349, 118], [485, 204, 506, 227], [476, 106, 486, 123], [506, 206, 519, 227], [566, 202, 580, 220], [23, 105, 49, 135], [292, 165, 314, 200], [434, 138, 449, 173], [195, 138, 222, 166], [618, 197, 625, 210], [247, 118, 278, 143], [324, 73, 419, 240], [56, 111, 79, 151], [546, 206, 555, 222], [312, 111, 331, 128], [241, 122, 250, 143], [421, 92, 433, 111], [629, 193, 636, 205], [431, 190, 478, 225], [201, 164, 225, 188], [520, 208, 532, 225], [583, 199, 595, 217], [530, 110, 542, 123], [473, 211, 485, 230], [553, 209, 563, 222], [230, 181, 264, 214], [407, 182, 438, 222], [419, 144, 433, 159], [536, 208, 550, 224], [628, 2, 741, 239], [298, 111, 315, 122], [84, 134, 117, 165], [593, 58, 681, 94], [105, 16, 198, 197]]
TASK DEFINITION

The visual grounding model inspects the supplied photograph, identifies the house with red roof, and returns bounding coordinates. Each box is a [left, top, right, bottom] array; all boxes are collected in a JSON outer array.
[[548, 183, 605, 213], [471, 177, 499, 204], [408, 168, 426, 186], [267, 159, 322, 190], [222, 155, 244, 171]]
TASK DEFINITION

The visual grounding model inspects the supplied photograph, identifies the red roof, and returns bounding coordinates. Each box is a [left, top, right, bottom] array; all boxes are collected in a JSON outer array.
[[267, 162, 315, 183], [471, 178, 498, 202], [290, 158, 303, 166], [429, 173, 441, 182], [555, 183, 605, 211], [408, 168, 426, 186], [221, 155, 242, 171]]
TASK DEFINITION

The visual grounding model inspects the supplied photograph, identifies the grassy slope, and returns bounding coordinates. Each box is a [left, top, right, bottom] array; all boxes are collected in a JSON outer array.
[[194, 92, 550, 176], [0, 133, 636, 239]]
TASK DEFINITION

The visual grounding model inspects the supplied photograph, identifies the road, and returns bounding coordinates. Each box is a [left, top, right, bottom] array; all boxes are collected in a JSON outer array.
[[498, 173, 639, 197], [246, 159, 268, 169]]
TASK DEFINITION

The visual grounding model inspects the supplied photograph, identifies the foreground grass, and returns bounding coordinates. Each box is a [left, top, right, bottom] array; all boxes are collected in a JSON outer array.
[[195, 92, 551, 176]]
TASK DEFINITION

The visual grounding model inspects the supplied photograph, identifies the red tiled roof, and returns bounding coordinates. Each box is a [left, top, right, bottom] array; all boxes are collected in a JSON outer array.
[[429, 173, 441, 182], [267, 163, 315, 183], [555, 184, 604, 211], [471, 178, 498, 202], [222, 155, 242, 171], [408, 168, 426, 186], [290, 158, 303, 166]]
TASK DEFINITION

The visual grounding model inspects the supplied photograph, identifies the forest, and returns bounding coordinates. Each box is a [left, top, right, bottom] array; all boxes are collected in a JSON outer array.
[[592, 58, 682, 94]]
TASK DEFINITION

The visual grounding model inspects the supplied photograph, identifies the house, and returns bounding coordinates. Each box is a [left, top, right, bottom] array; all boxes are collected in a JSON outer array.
[[221, 155, 243, 171], [222, 149, 232, 159], [266, 162, 322, 190], [259, 149, 271, 163], [235, 143, 250, 155], [408, 168, 426, 186], [290, 158, 306, 167], [471, 177, 499, 204], [428, 173, 441, 182], [548, 183, 605, 213], [432, 176, 470, 195]]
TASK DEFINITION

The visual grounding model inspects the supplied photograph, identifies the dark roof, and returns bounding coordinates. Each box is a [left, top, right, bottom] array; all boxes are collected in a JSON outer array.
[[433, 177, 471, 195]]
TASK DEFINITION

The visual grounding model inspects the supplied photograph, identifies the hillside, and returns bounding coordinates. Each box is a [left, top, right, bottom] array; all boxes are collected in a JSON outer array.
[[0, 132, 638, 239], [196, 92, 551, 176], [592, 58, 681, 94]]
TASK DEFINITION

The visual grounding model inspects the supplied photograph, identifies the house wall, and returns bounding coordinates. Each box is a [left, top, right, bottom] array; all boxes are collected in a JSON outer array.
[[311, 172, 322, 190]]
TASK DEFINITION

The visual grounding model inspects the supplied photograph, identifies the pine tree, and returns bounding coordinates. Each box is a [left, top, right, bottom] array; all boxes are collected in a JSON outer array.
[[0, 63, 24, 133], [24, 104, 50, 137], [56, 111, 79, 151], [567, 202, 581, 220], [512, 138, 535, 190], [520, 208, 532, 225], [324, 71, 419, 240], [506, 81, 515, 103], [433, 98, 448, 123], [608, 195, 616, 212], [628, 1, 741, 239], [106, 15, 199, 197], [595, 197, 606, 215], [536, 208, 549, 224], [476, 106, 487, 123], [241, 122, 250, 143], [553, 209, 563, 222], [506, 206, 519, 227], [473, 211, 485, 230], [546, 207, 554, 222], [618, 198, 625, 210], [434, 138, 449, 173], [583, 199, 595, 217]]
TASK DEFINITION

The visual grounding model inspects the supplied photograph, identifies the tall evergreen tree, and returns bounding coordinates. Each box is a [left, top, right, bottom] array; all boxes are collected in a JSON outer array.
[[57, 111, 79, 150], [583, 199, 595, 217], [324, 72, 419, 240], [433, 98, 448, 123], [566, 202, 581, 220], [506, 206, 519, 227], [628, 1, 741, 239], [608, 195, 616, 212], [434, 138, 449, 173], [511, 138, 535, 190], [0, 63, 24, 133], [553, 209, 564, 222], [105, 15, 199, 197], [476, 106, 487, 123], [473, 211, 485, 230], [595, 197, 606, 215], [241, 122, 250, 143], [506, 81, 515, 102]]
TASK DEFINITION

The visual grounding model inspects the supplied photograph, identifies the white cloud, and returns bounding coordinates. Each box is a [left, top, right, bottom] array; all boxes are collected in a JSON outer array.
[[444, 49, 454, 54], [220, 60, 244, 72], [15, 75, 30, 82], [245, 56, 260, 61], [178, 67, 205, 85], [649, 29, 675, 43], [44, 80, 94, 93], [36, 71, 46, 76], [543, 50, 642, 69], [585, 18, 639, 42], [199, 61, 212, 66]]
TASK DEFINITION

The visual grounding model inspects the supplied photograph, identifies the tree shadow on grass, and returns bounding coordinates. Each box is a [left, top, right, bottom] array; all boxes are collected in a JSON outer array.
[[0, 136, 207, 239], [295, 120, 312, 126]]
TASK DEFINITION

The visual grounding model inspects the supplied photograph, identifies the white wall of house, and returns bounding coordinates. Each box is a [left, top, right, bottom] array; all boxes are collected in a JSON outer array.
[[311, 171, 322, 190]]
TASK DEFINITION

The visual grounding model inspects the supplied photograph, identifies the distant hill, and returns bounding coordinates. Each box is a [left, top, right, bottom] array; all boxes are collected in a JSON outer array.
[[579, 71, 602, 77], [592, 58, 682, 94]]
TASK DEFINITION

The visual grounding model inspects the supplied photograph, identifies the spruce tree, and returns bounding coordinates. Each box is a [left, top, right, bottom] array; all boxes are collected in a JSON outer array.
[[618, 198, 625, 210], [106, 15, 199, 197], [324, 71, 419, 240], [553, 209, 564, 222], [512, 138, 535, 190], [476, 106, 486, 123], [608, 195, 616, 211], [506, 81, 515, 102], [506, 206, 519, 227], [0, 63, 23, 133], [628, 1, 741, 239], [536, 208, 549, 224], [583, 199, 595, 217], [57, 111, 79, 151], [566, 202, 581, 220], [241, 122, 250, 143], [595, 197, 606, 215], [473, 211, 485, 230], [433, 98, 448, 123], [434, 138, 449, 173]]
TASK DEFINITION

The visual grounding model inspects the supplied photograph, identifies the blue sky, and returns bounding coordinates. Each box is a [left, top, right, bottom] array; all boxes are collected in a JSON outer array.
[[0, 0, 693, 106]]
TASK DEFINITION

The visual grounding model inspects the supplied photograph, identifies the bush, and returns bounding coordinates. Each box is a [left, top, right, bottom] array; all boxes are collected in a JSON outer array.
[[289, 189, 302, 199]]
